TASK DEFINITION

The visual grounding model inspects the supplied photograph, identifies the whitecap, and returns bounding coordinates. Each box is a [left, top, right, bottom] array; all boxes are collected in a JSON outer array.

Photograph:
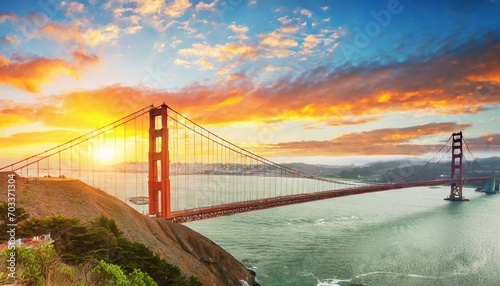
[[336, 215, 359, 221], [317, 278, 352, 286], [315, 218, 326, 225]]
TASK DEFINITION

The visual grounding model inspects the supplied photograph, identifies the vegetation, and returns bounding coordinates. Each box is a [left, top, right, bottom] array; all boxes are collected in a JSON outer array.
[[1, 213, 202, 286], [0, 202, 30, 241]]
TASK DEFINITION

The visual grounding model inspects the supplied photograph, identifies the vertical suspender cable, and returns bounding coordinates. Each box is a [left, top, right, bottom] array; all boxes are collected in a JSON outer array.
[[135, 117, 138, 200], [124, 122, 127, 204], [114, 124, 117, 197]]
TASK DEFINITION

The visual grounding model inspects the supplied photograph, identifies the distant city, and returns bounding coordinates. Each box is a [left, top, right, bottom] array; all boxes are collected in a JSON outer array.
[[113, 161, 300, 176], [109, 156, 500, 182]]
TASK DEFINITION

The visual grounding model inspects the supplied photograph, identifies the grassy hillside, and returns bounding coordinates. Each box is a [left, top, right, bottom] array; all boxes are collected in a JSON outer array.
[[0, 172, 257, 286]]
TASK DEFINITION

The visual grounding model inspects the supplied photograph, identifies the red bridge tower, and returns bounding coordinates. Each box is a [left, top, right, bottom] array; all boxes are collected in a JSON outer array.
[[148, 103, 171, 218], [445, 131, 468, 201]]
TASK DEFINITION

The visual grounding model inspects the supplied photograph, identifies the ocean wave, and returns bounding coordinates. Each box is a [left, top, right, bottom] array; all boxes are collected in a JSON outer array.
[[356, 271, 443, 279], [315, 218, 326, 225], [336, 215, 359, 221], [316, 278, 352, 286]]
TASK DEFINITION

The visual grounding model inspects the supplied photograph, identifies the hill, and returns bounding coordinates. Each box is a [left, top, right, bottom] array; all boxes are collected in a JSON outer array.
[[284, 157, 500, 180], [0, 172, 257, 286]]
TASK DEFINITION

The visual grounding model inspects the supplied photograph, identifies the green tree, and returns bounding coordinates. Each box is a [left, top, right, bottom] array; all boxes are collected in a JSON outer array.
[[92, 260, 130, 286], [0, 202, 29, 242], [129, 268, 157, 286]]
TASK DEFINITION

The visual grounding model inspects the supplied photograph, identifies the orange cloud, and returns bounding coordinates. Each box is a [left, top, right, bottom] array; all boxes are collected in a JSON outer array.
[[326, 117, 380, 127], [41, 22, 83, 44], [0, 51, 99, 93], [0, 129, 83, 148], [251, 123, 473, 157], [464, 133, 500, 149], [0, 55, 79, 93], [72, 50, 100, 67]]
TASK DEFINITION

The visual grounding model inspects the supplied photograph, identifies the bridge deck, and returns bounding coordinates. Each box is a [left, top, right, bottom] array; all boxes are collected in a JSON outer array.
[[169, 177, 492, 223]]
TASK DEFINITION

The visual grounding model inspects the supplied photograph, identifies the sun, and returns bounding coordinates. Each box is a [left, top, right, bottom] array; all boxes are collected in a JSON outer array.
[[95, 145, 115, 164]]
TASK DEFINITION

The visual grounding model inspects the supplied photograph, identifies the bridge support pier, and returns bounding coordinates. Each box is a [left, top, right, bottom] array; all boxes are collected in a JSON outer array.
[[148, 103, 171, 218], [445, 132, 468, 201]]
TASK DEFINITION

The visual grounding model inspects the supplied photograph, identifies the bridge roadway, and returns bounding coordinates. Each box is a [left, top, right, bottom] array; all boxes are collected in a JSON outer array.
[[169, 177, 492, 223]]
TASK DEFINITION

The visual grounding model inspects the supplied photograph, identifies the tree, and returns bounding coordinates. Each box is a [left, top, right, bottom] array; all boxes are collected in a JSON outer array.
[[0, 202, 29, 242]]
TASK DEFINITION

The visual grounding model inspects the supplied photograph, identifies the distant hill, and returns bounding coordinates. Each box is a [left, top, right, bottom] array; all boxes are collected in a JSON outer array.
[[477, 156, 500, 170], [283, 157, 499, 180], [282, 162, 342, 177], [0, 172, 258, 286]]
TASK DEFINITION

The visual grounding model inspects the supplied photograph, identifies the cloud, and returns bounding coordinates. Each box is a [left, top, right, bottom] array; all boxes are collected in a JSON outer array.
[[174, 58, 191, 67], [59, 1, 85, 17], [228, 23, 249, 40], [83, 24, 120, 47], [107, 0, 191, 33], [0, 99, 56, 128], [258, 31, 298, 58], [299, 8, 313, 18], [178, 42, 258, 63], [195, 0, 218, 11], [326, 117, 380, 127], [132, 0, 164, 15], [0, 12, 16, 23], [72, 50, 100, 67], [170, 39, 182, 48], [0, 12, 50, 40], [198, 57, 214, 70], [154, 42, 166, 52], [0, 56, 77, 93], [176, 16, 302, 73], [463, 133, 500, 150], [278, 16, 291, 25], [0, 130, 83, 148], [164, 0, 192, 18], [252, 122, 473, 156], [302, 34, 321, 54], [0, 35, 19, 45], [41, 22, 83, 44], [0, 51, 99, 93], [40, 18, 125, 48]]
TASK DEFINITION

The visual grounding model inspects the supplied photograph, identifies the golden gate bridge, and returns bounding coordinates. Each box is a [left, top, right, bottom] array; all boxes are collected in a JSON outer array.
[[1, 104, 495, 222]]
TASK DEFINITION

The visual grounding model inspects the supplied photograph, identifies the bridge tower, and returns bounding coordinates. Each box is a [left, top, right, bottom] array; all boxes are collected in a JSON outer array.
[[445, 132, 467, 201], [148, 103, 171, 218]]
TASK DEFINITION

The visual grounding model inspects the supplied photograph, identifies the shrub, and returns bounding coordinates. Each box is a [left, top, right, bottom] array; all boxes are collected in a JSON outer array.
[[17, 244, 58, 285], [92, 260, 130, 286]]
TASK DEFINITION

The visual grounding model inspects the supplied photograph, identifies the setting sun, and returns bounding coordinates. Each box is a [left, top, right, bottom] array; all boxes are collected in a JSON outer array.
[[95, 145, 115, 164]]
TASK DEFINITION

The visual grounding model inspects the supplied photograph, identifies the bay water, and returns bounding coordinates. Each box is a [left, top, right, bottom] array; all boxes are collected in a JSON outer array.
[[187, 186, 500, 286]]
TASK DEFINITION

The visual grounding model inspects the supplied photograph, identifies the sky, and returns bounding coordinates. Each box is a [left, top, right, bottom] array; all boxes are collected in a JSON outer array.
[[0, 0, 499, 166]]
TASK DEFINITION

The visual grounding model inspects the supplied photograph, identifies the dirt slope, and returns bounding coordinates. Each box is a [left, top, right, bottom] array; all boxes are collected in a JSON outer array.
[[0, 172, 257, 286]]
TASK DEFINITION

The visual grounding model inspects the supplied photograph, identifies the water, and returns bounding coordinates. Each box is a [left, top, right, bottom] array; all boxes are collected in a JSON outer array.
[[187, 187, 500, 286]]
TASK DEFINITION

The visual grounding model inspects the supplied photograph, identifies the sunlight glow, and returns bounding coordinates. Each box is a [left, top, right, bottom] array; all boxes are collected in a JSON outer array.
[[95, 145, 115, 164]]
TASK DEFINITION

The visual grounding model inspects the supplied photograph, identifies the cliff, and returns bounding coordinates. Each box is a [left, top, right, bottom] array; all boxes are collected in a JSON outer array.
[[0, 172, 257, 286]]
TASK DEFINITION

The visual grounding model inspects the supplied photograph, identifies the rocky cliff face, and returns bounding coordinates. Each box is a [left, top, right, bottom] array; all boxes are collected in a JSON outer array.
[[0, 172, 258, 286]]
